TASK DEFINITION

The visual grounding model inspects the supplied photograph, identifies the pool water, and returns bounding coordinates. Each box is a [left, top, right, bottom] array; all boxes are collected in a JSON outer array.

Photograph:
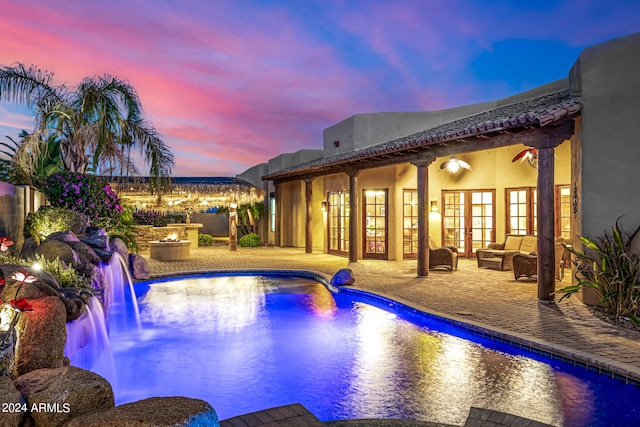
[[108, 275, 640, 426]]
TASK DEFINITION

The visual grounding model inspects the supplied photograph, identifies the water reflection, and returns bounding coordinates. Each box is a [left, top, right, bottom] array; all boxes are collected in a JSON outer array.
[[140, 276, 267, 333]]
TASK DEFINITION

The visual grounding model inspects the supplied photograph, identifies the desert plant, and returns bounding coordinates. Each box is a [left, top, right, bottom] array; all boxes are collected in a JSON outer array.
[[24, 206, 88, 242], [43, 172, 123, 229], [198, 233, 214, 247], [238, 232, 260, 248], [558, 220, 640, 325]]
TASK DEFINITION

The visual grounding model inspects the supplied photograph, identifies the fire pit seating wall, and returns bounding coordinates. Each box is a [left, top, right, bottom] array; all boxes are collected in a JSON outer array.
[[133, 225, 188, 251], [476, 234, 537, 271]]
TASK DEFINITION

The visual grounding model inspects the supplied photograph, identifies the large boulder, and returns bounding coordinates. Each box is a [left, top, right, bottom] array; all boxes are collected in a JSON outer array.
[[65, 396, 219, 427], [67, 240, 102, 265], [0, 376, 24, 427], [13, 366, 114, 427], [0, 264, 60, 300], [57, 288, 94, 322], [330, 268, 356, 286], [129, 253, 150, 280], [13, 296, 67, 376], [46, 231, 80, 244], [20, 236, 39, 260], [35, 239, 79, 267], [109, 238, 129, 262], [82, 227, 109, 250]]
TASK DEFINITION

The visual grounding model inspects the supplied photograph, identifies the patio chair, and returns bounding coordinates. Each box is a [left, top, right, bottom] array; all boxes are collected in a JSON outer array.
[[513, 241, 565, 281], [429, 237, 458, 271]]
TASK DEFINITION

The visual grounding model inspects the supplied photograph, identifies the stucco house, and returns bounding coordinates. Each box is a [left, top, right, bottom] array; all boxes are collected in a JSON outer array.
[[237, 32, 640, 303]]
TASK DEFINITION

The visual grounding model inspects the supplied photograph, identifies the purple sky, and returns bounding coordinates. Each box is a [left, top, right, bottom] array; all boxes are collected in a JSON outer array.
[[0, 0, 638, 176]]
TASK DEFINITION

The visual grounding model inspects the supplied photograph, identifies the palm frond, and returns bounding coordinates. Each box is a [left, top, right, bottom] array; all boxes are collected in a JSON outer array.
[[0, 63, 63, 107]]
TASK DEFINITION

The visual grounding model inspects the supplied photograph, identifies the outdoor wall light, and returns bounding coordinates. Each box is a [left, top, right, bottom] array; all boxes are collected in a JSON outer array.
[[440, 156, 471, 173], [321, 201, 328, 212], [430, 200, 439, 212]]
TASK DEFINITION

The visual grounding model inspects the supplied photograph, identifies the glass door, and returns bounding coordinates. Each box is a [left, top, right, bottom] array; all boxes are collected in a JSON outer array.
[[363, 189, 387, 259], [443, 190, 495, 257], [328, 191, 349, 256], [403, 190, 418, 258]]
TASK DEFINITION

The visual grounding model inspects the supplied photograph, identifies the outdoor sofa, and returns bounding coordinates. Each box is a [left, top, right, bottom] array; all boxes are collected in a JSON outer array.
[[476, 234, 537, 271]]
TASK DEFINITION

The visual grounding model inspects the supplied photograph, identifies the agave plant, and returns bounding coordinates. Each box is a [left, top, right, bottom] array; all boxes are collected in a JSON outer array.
[[559, 220, 640, 325]]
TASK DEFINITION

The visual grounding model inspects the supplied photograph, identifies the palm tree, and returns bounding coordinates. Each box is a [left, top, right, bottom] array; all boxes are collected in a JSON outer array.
[[0, 63, 174, 187], [2, 131, 63, 187]]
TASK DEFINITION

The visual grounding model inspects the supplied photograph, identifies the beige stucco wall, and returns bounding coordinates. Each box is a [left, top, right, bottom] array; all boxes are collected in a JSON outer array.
[[569, 32, 640, 237]]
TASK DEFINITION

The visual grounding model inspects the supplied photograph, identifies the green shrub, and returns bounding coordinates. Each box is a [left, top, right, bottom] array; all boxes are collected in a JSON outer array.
[[43, 172, 123, 229], [238, 233, 260, 248], [559, 220, 640, 325], [109, 206, 139, 253], [24, 206, 88, 242], [3, 254, 93, 289], [198, 233, 214, 247]]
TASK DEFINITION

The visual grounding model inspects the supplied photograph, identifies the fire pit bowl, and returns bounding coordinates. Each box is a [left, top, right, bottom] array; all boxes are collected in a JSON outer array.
[[149, 240, 191, 261]]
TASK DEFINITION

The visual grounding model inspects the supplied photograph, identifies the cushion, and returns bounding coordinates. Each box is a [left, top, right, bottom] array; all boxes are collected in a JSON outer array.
[[504, 235, 523, 251], [520, 235, 538, 253]]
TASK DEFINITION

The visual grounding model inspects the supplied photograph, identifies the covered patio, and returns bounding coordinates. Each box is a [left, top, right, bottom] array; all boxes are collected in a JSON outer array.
[[262, 89, 581, 302]]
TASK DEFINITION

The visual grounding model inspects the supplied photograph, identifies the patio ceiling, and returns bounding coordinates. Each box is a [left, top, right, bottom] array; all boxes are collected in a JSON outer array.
[[263, 90, 582, 183]]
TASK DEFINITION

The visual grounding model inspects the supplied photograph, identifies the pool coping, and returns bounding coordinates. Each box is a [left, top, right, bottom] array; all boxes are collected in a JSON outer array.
[[144, 268, 640, 388]]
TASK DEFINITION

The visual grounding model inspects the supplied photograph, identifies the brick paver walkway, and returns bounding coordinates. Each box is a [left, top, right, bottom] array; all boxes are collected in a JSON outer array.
[[142, 245, 640, 425]]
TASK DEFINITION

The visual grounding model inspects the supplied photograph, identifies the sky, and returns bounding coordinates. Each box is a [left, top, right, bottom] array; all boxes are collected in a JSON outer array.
[[0, 0, 638, 177]]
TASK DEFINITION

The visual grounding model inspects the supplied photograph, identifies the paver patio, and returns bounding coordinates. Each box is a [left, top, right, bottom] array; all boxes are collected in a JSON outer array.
[[141, 245, 640, 425]]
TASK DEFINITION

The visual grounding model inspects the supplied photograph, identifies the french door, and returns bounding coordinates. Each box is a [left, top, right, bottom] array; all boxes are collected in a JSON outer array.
[[328, 191, 350, 256], [363, 189, 387, 259], [442, 190, 495, 257]]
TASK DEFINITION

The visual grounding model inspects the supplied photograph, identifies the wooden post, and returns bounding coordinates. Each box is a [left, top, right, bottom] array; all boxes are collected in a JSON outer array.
[[305, 178, 314, 254], [347, 170, 360, 263], [274, 182, 281, 247], [531, 121, 573, 300], [412, 156, 436, 277], [229, 203, 238, 251], [536, 147, 555, 300]]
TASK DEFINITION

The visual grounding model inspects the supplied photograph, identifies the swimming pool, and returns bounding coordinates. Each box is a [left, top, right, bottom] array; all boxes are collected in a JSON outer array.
[[106, 274, 640, 426]]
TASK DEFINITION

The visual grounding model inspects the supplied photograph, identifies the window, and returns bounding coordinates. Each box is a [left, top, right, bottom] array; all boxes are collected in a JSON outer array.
[[363, 189, 387, 259], [556, 185, 571, 240], [270, 197, 276, 232], [328, 191, 349, 255], [506, 186, 569, 238], [506, 187, 536, 235], [403, 190, 418, 258]]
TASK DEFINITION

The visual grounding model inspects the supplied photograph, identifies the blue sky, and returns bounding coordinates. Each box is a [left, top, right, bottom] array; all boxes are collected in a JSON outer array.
[[0, 0, 638, 176]]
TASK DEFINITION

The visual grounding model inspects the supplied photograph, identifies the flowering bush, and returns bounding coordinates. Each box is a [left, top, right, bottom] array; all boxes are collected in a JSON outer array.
[[132, 210, 169, 227], [43, 172, 123, 229]]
